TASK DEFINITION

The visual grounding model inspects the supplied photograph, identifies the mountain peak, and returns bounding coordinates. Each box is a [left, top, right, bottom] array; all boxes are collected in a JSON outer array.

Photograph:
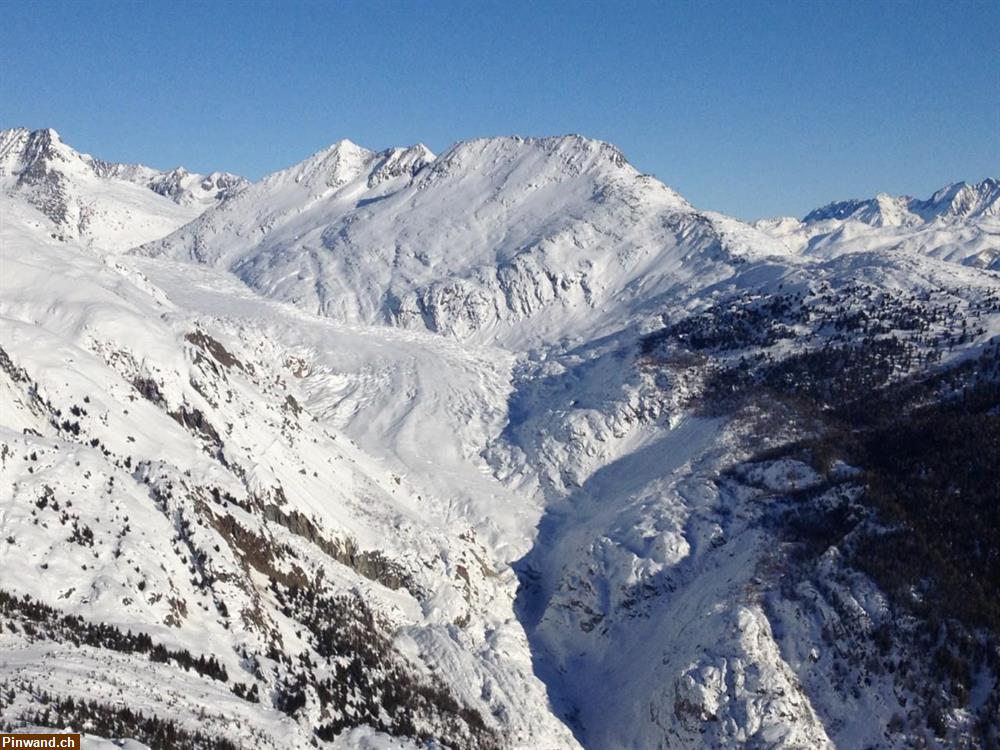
[[456, 133, 623, 158], [921, 178, 1000, 219], [400, 135, 637, 206], [0, 127, 87, 190], [267, 138, 375, 190], [34, 126, 63, 142], [0, 126, 74, 176], [0, 127, 245, 250], [803, 178, 1000, 226], [9, 126, 64, 148]]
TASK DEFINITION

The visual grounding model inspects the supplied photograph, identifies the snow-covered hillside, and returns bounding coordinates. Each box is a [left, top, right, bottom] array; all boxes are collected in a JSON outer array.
[[140, 135, 788, 346], [755, 179, 1000, 269], [0, 128, 246, 252], [2, 130, 999, 749], [0, 191, 576, 748]]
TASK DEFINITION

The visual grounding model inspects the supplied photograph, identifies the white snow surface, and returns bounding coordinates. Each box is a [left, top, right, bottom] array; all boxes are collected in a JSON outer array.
[[140, 135, 790, 347], [755, 179, 1000, 269], [0, 128, 246, 252], [2, 129, 999, 749]]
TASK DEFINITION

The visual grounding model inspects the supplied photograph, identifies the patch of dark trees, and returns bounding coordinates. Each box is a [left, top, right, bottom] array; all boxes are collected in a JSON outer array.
[[701, 336, 926, 410], [743, 342, 999, 745], [644, 286, 1000, 744], [0, 591, 227, 682], [269, 581, 499, 749], [0, 686, 240, 750], [726, 336, 1000, 633], [642, 292, 807, 353], [641, 283, 996, 359]]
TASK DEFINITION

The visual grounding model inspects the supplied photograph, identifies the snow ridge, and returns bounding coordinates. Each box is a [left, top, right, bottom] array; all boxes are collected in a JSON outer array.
[[755, 179, 1000, 270], [141, 134, 781, 345], [803, 179, 1000, 226], [0, 127, 247, 251]]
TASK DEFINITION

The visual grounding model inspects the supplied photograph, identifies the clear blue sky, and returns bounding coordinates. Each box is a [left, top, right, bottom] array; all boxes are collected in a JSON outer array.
[[2, 0, 997, 219]]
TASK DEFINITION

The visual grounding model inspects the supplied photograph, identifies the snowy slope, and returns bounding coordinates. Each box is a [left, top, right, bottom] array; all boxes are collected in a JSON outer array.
[[141, 135, 785, 346], [0, 128, 246, 252], [0, 195, 576, 749], [495, 245, 1000, 748], [755, 179, 1000, 269]]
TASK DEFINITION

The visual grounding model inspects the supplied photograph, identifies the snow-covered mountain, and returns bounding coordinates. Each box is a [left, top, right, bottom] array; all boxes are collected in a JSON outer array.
[[0, 128, 247, 252], [140, 135, 784, 345], [755, 179, 1000, 269], [0, 179, 572, 749], [803, 179, 1000, 225], [2, 130, 999, 749], [101, 163, 248, 209]]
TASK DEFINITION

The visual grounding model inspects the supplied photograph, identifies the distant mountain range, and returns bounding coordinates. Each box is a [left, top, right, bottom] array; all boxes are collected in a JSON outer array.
[[802, 179, 1000, 225]]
